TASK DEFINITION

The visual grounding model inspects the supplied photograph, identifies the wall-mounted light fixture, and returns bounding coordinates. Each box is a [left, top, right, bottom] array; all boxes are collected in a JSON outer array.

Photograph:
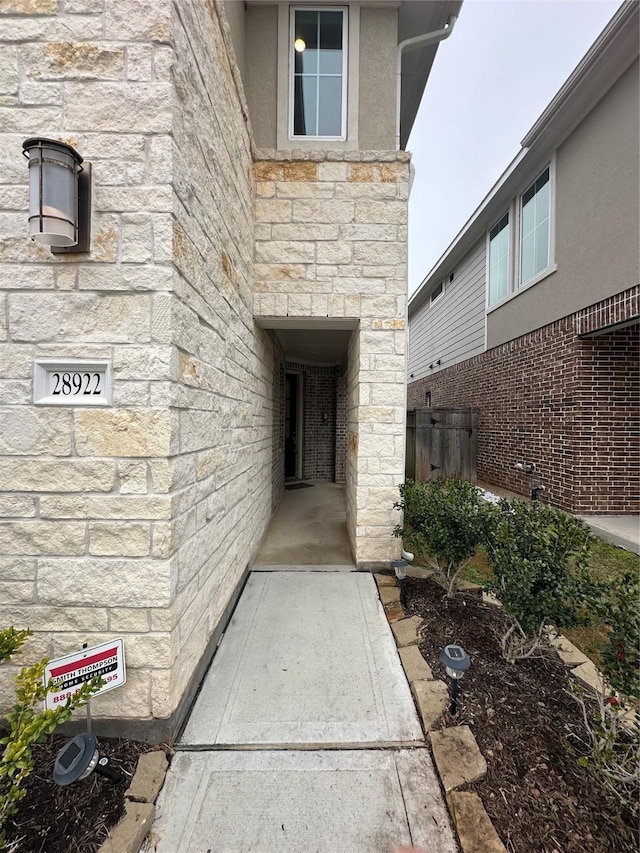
[[22, 137, 91, 253]]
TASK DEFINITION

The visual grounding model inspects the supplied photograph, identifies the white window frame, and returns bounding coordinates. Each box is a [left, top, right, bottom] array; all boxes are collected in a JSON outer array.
[[516, 160, 556, 289], [486, 209, 512, 308], [486, 155, 557, 314], [289, 6, 348, 142]]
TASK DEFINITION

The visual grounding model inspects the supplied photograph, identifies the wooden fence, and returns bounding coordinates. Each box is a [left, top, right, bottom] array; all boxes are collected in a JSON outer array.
[[406, 407, 478, 483]]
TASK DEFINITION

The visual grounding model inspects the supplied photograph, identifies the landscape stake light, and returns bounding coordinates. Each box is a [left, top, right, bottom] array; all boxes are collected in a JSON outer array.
[[22, 137, 91, 253], [440, 644, 470, 716], [391, 558, 408, 609], [53, 733, 124, 787]]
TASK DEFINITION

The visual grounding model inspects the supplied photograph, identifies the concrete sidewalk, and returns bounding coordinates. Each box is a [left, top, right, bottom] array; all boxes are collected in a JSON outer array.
[[151, 571, 456, 852]]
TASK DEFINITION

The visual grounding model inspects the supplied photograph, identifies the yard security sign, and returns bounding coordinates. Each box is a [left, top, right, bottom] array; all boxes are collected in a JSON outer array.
[[43, 639, 126, 711]]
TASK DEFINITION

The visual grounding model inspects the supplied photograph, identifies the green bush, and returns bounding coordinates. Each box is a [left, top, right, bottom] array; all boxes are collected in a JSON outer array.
[[484, 499, 596, 662], [0, 628, 102, 850], [596, 571, 640, 701], [394, 478, 493, 597]]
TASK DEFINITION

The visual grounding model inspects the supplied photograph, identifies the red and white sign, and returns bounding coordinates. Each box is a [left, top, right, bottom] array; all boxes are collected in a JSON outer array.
[[43, 639, 126, 711]]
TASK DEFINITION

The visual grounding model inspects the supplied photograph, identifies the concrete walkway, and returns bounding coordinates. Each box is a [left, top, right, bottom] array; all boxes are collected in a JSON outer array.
[[579, 515, 640, 555], [253, 481, 353, 566], [152, 571, 456, 852]]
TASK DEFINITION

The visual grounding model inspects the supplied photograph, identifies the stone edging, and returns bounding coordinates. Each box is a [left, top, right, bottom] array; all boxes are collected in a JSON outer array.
[[97, 750, 169, 853], [374, 572, 508, 853]]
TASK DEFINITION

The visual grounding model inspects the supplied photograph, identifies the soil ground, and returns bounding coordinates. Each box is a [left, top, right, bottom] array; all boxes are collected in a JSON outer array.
[[4, 566, 638, 852], [405, 575, 638, 853], [4, 735, 158, 853]]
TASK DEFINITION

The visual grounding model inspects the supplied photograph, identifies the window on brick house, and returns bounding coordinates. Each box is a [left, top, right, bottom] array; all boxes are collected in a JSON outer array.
[[520, 167, 551, 285], [488, 212, 509, 305], [290, 8, 347, 140]]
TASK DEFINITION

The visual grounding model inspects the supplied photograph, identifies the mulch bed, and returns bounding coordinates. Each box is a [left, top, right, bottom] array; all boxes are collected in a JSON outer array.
[[4, 734, 155, 853], [404, 574, 638, 853]]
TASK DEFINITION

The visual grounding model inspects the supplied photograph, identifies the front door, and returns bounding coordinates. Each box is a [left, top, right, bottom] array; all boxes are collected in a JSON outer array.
[[285, 372, 300, 479]]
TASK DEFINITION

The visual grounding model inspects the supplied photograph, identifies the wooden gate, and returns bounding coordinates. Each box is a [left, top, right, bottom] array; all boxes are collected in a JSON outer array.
[[406, 407, 478, 483]]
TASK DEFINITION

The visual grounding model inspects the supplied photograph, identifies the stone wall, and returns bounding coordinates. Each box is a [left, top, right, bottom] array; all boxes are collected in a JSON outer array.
[[0, 0, 278, 731], [0, 0, 176, 724], [253, 154, 409, 564], [407, 287, 640, 514]]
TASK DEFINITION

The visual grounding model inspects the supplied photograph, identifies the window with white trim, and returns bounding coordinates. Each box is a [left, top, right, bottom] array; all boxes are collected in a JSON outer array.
[[486, 161, 555, 309], [520, 167, 550, 285], [488, 212, 509, 305], [290, 8, 347, 139]]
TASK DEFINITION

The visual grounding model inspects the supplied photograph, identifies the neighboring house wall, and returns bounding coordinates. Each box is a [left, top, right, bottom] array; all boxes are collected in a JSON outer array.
[[407, 237, 486, 380], [407, 287, 640, 514], [487, 59, 640, 348], [253, 155, 409, 564]]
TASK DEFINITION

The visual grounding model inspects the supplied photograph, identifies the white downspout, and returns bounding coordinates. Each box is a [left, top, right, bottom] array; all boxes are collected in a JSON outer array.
[[396, 14, 458, 150]]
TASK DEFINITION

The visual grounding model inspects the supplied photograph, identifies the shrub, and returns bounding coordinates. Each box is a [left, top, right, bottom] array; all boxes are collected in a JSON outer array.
[[596, 571, 640, 701], [0, 628, 102, 850], [484, 499, 596, 662], [394, 478, 493, 597]]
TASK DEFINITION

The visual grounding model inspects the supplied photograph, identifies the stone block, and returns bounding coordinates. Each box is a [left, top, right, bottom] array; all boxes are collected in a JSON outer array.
[[98, 799, 155, 853], [118, 460, 148, 494], [109, 608, 150, 633], [379, 585, 400, 605], [0, 582, 35, 604], [126, 750, 168, 803], [0, 495, 37, 517], [65, 82, 171, 133], [373, 572, 396, 588], [447, 792, 507, 853], [9, 293, 151, 342], [571, 660, 604, 695], [39, 494, 171, 520], [255, 241, 315, 264], [37, 558, 171, 607], [430, 726, 488, 792], [399, 646, 433, 682], [390, 616, 423, 648], [89, 522, 151, 556], [0, 459, 115, 492], [411, 680, 449, 730], [550, 635, 589, 667], [75, 409, 173, 457], [0, 521, 85, 556], [385, 601, 405, 623], [20, 42, 125, 80], [293, 200, 354, 223], [0, 408, 71, 456]]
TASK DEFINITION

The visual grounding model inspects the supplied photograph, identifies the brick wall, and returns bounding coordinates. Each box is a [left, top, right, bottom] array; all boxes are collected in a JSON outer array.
[[407, 287, 639, 514]]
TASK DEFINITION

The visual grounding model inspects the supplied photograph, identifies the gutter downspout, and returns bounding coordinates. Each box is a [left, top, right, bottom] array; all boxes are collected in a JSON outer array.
[[396, 14, 458, 150]]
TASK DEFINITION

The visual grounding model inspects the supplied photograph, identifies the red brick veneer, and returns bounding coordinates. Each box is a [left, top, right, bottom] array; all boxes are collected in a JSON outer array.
[[407, 287, 639, 514]]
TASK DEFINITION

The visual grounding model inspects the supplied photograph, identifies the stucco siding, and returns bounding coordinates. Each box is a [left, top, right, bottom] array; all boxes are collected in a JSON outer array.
[[487, 59, 640, 347], [224, 0, 246, 79], [244, 4, 278, 149], [408, 237, 486, 381], [359, 7, 398, 150]]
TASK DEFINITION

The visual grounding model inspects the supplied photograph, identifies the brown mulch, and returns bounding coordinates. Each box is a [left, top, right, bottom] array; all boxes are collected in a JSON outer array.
[[404, 574, 638, 853], [4, 734, 157, 853]]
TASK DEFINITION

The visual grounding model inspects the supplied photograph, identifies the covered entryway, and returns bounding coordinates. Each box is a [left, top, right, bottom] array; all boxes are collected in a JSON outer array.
[[254, 480, 352, 566]]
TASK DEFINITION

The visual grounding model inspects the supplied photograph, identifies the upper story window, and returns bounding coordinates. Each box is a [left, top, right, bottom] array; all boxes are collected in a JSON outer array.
[[290, 8, 347, 140], [430, 280, 444, 304], [520, 167, 550, 285], [486, 160, 555, 310], [488, 212, 509, 305]]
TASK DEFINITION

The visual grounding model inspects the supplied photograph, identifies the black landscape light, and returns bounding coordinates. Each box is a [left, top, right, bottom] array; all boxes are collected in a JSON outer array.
[[440, 644, 470, 716], [391, 558, 408, 609], [53, 733, 124, 786]]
